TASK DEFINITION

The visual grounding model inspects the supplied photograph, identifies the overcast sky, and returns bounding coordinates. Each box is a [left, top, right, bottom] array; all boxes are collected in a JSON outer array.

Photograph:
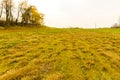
[[28, 0, 120, 28]]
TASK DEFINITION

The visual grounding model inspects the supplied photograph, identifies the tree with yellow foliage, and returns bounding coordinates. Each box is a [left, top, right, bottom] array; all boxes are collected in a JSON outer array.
[[22, 6, 44, 25]]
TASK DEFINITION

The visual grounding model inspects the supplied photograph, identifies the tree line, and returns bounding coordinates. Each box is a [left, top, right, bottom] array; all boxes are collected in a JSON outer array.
[[0, 0, 44, 27]]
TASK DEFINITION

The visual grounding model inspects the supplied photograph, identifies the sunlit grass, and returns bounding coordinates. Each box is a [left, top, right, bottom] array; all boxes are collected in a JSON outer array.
[[0, 27, 120, 80]]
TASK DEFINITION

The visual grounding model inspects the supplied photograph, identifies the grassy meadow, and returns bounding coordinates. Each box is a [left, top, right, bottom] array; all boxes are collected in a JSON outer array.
[[0, 27, 120, 80]]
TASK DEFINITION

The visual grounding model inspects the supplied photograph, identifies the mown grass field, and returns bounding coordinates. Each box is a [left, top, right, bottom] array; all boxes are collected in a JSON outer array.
[[0, 27, 120, 80]]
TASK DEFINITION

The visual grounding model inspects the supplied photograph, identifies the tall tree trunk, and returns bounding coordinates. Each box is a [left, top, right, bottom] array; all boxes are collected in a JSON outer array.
[[0, 4, 3, 18]]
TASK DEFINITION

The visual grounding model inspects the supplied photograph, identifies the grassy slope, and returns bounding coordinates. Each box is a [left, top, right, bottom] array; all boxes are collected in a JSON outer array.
[[0, 27, 120, 80]]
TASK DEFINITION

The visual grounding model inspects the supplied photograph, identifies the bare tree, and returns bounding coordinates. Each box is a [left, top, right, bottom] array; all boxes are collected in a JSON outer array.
[[2, 0, 14, 23], [0, 3, 3, 18], [16, 0, 28, 23]]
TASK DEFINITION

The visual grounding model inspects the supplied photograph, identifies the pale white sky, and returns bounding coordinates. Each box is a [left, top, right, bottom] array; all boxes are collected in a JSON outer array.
[[24, 0, 120, 28]]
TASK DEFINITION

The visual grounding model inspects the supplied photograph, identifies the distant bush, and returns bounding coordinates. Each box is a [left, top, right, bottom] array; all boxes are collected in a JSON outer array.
[[0, 19, 45, 28], [0, 20, 6, 27], [111, 23, 120, 28]]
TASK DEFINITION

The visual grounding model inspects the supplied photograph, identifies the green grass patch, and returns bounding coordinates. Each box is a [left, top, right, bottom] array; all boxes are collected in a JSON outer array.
[[0, 27, 120, 80]]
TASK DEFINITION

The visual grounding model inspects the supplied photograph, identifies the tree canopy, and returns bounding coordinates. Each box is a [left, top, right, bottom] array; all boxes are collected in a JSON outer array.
[[22, 6, 44, 25], [0, 0, 44, 27]]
